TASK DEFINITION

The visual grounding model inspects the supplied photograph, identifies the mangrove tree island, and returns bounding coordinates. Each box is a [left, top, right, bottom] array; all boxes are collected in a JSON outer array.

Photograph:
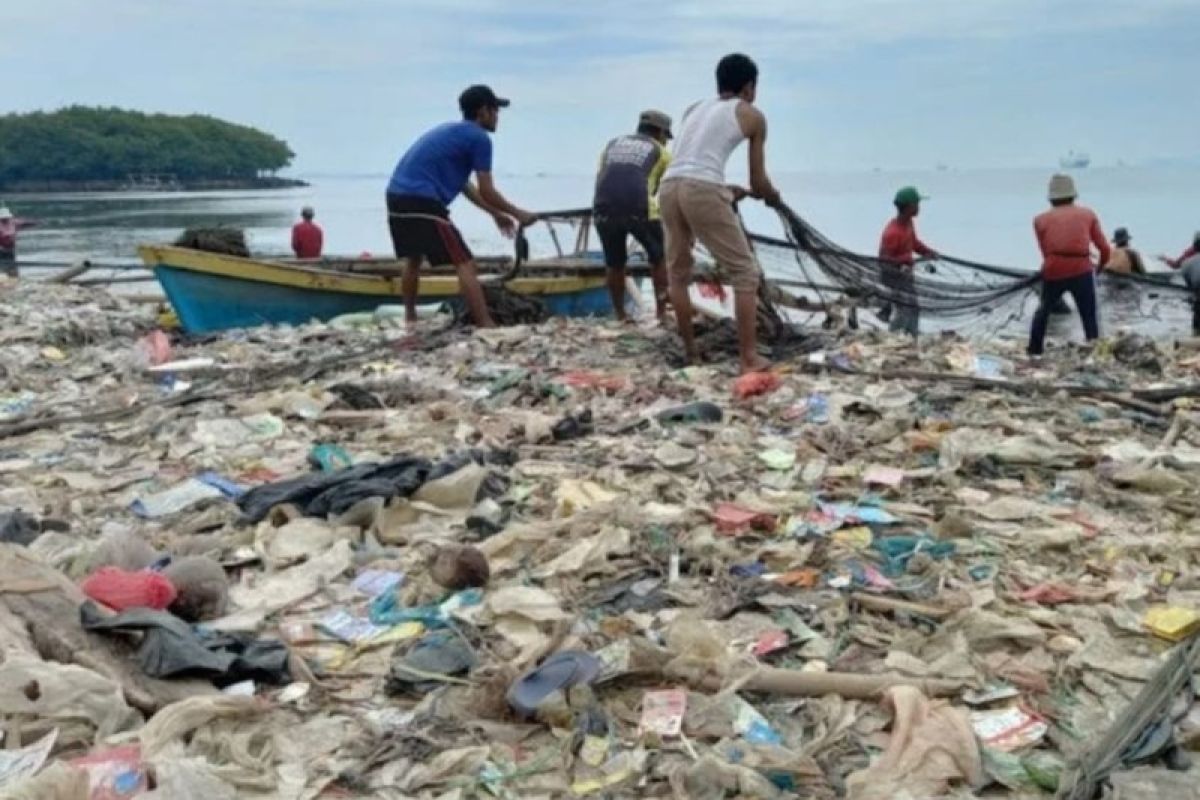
[[0, 106, 302, 191]]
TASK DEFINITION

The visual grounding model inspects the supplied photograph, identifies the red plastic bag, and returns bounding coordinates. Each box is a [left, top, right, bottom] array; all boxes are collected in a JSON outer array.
[[713, 502, 777, 535], [733, 371, 782, 399], [133, 330, 172, 367], [697, 279, 728, 303], [81, 567, 177, 612], [560, 370, 629, 392]]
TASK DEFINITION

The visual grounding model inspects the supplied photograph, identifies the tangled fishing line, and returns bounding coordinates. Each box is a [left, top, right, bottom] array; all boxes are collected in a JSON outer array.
[[753, 203, 1194, 333]]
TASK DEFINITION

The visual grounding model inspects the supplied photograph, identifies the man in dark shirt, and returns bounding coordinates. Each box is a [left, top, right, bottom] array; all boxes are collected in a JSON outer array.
[[291, 206, 323, 259], [593, 110, 673, 323], [385, 85, 536, 327]]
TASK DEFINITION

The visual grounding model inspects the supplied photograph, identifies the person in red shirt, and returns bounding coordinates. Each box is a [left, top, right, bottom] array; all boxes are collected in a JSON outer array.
[[0, 206, 37, 278], [1028, 174, 1110, 356], [877, 186, 937, 336], [1158, 231, 1199, 270], [291, 206, 324, 259], [1158, 232, 1200, 333]]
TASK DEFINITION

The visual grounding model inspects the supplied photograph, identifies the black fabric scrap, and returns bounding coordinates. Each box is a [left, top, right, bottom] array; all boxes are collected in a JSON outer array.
[[80, 602, 290, 686], [237, 449, 516, 523]]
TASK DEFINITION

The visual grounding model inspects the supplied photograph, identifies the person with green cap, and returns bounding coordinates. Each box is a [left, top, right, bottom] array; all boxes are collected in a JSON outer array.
[[877, 186, 938, 336]]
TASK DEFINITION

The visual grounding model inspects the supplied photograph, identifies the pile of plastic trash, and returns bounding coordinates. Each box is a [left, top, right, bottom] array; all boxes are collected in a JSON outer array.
[[5, 279, 1200, 798]]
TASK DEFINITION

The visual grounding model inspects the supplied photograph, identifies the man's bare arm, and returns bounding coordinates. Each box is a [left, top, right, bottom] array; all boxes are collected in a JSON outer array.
[[477, 172, 536, 225], [465, 181, 518, 237], [463, 182, 497, 214], [736, 103, 781, 206]]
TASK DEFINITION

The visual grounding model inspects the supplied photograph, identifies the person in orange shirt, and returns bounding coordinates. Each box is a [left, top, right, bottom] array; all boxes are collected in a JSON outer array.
[[1028, 174, 1110, 356], [1159, 232, 1200, 334], [1157, 231, 1199, 270], [291, 206, 324, 259], [877, 186, 937, 336]]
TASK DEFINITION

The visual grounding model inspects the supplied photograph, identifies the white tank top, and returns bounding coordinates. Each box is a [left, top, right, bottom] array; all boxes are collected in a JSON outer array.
[[663, 98, 745, 185]]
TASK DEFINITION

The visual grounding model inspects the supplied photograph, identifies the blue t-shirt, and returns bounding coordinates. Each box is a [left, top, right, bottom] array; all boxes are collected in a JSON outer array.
[[386, 121, 493, 206]]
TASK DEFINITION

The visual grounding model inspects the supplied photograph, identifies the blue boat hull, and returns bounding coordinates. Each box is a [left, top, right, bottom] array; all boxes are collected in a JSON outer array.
[[154, 265, 614, 333]]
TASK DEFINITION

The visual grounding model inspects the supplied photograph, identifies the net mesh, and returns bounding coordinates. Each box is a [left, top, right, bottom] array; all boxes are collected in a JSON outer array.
[[510, 206, 1195, 334], [757, 204, 1196, 336], [761, 205, 1044, 318]]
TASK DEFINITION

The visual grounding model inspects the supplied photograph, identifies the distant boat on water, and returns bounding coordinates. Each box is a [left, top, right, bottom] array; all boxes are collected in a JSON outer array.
[[1059, 151, 1091, 170]]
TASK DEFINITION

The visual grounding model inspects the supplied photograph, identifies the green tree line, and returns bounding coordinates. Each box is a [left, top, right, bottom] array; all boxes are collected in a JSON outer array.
[[0, 106, 294, 184]]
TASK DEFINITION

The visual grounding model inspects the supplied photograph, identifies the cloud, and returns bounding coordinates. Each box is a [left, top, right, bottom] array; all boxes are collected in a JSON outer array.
[[3, 0, 1198, 173]]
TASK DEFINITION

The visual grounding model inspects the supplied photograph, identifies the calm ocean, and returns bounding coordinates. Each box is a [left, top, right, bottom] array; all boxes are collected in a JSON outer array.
[[9, 167, 1198, 338]]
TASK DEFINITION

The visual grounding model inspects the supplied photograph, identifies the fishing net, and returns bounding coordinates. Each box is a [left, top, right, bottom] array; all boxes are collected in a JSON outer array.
[[453, 284, 550, 327], [511, 208, 812, 345], [498, 206, 1199, 335], [174, 227, 250, 257], [758, 204, 1195, 332], [762, 204, 1040, 320]]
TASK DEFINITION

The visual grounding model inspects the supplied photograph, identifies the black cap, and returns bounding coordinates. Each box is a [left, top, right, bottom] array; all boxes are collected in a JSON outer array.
[[1113, 227, 1130, 243], [459, 85, 510, 118]]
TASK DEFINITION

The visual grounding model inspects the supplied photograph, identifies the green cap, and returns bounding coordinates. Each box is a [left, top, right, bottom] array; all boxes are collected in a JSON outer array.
[[893, 186, 926, 206]]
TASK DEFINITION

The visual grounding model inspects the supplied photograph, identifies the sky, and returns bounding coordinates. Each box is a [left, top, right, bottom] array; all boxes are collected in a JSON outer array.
[[5, 0, 1200, 176]]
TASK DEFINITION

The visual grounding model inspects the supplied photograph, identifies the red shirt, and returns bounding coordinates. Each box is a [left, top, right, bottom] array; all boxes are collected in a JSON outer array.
[[291, 220, 323, 259], [1168, 246, 1198, 270], [878, 217, 933, 266], [1033, 205, 1110, 281]]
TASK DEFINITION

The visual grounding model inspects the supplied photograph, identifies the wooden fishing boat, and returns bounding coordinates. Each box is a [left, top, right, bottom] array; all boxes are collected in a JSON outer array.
[[137, 245, 616, 333]]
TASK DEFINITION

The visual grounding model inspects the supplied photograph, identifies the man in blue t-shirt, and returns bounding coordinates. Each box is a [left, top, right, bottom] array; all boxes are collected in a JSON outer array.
[[386, 84, 536, 327]]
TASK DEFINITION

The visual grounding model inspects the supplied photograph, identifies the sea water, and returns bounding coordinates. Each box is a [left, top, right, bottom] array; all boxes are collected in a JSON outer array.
[[10, 167, 1198, 337]]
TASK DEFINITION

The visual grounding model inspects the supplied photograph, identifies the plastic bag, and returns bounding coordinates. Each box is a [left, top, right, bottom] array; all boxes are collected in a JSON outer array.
[[0, 510, 40, 546], [132, 330, 172, 368], [79, 603, 290, 685], [81, 568, 177, 612], [68, 745, 148, 800], [733, 372, 782, 399]]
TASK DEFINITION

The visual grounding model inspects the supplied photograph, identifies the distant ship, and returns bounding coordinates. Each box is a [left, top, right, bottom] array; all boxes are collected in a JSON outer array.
[[1059, 151, 1091, 169]]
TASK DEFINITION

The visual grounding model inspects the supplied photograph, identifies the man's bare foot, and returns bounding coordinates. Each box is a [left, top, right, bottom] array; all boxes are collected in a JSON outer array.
[[739, 356, 772, 375]]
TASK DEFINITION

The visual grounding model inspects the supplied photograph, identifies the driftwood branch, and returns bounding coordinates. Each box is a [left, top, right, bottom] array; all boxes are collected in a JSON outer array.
[[1057, 632, 1200, 799], [45, 260, 92, 284], [832, 366, 1178, 417], [692, 666, 965, 699]]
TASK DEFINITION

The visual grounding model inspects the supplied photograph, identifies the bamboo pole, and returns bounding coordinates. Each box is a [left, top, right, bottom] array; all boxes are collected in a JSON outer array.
[[45, 261, 92, 284], [690, 666, 965, 699]]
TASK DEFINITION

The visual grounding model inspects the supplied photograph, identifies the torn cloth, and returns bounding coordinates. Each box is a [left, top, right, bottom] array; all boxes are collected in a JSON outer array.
[[80, 602, 290, 686], [236, 449, 512, 522], [845, 685, 983, 800]]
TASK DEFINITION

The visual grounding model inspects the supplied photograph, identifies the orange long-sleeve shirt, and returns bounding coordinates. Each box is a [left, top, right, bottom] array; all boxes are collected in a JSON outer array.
[[1033, 205, 1110, 281]]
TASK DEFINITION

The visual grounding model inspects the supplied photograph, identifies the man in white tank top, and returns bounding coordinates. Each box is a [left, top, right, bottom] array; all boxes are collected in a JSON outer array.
[[660, 53, 782, 374]]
